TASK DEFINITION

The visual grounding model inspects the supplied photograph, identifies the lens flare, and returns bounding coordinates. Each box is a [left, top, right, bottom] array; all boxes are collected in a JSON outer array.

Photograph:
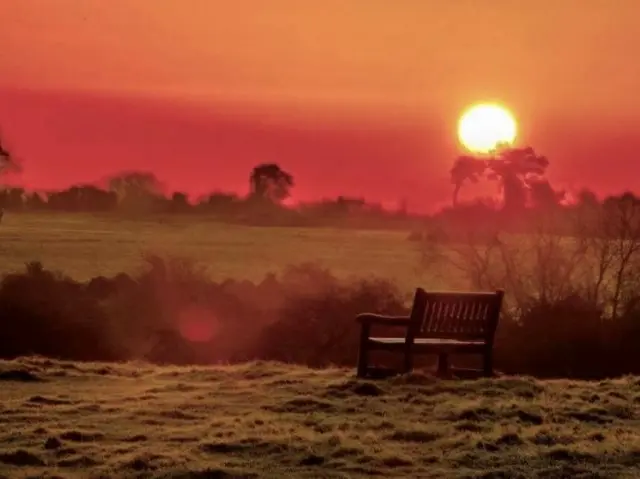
[[177, 307, 218, 343]]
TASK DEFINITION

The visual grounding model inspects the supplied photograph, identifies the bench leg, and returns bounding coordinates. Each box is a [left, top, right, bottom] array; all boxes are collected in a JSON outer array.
[[483, 348, 494, 377], [356, 323, 371, 378], [436, 353, 449, 377]]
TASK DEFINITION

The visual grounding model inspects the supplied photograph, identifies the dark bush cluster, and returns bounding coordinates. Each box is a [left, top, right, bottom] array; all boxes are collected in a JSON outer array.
[[3, 253, 640, 379], [0, 259, 409, 368]]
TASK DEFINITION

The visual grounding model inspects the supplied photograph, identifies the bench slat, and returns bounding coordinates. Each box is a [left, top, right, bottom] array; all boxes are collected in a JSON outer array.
[[420, 294, 496, 339], [369, 337, 485, 346]]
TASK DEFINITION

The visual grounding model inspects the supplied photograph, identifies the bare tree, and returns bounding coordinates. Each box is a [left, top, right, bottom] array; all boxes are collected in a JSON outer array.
[[420, 193, 640, 321], [573, 193, 640, 318], [419, 212, 586, 316]]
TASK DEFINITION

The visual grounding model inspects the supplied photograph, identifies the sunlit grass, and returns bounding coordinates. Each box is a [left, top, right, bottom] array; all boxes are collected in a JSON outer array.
[[2, 357, 640, 477]]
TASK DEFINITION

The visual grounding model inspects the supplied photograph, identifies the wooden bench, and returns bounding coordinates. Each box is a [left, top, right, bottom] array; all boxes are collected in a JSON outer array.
[[356, 288, 504, 378]]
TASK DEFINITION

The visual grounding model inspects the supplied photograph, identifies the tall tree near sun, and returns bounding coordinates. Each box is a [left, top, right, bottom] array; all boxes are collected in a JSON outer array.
[[248, 163, 294, 204], [489, 146, 550, 212], [450, 145, 551, 211]]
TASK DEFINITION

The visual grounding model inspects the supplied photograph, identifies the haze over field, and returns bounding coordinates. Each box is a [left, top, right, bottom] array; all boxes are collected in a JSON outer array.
[[2, 2, 640, 209], [7, 4, 640, 477]]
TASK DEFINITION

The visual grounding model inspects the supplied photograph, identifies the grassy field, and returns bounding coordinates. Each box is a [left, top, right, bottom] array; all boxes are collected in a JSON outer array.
[[8, 212, 631, 478], [0, 213, 463, 293], [1, 357, 640, 478]]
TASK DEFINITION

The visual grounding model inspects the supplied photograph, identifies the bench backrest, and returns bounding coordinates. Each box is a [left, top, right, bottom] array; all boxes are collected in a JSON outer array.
[[407, 288, 504, 342]]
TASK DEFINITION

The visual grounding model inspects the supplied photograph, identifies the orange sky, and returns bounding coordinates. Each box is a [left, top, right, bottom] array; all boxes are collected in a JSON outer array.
[[1, 1, 640, 209]]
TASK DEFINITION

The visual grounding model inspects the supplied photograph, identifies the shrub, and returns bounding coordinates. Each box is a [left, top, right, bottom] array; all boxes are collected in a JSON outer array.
[[254, 278, 408, 367], [494, 295, 608, 378], [0, 262, 119, 361]]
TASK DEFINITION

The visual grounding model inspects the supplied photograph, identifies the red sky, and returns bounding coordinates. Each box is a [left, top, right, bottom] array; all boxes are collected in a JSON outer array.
[[1, 1, 640, 211]]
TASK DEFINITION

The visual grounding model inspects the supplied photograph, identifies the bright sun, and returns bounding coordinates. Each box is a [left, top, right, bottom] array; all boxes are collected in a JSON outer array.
[[458, 103, 517, 154]]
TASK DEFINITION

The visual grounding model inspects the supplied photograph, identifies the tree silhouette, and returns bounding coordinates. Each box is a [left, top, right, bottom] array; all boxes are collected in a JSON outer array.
[[450, 146, 550, 211], [488, 146, 549, 211], [169, 192, 190, 213], [576, 189, 599, 210], [529, 179, 565, 211], [107, 171, 164, 213], [249, 163, 294, 203], [450, 155, 487, 207], [196, 192, 240, 215], [108, 171, 162, 201], [48, 185, 117, 212]]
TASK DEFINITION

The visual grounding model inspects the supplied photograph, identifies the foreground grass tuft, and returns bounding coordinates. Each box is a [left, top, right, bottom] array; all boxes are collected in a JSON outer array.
[[2, 357, 640, 478]]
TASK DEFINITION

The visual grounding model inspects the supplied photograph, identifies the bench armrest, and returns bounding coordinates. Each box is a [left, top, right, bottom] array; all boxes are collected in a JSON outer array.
[[356, 313, 411, 327]]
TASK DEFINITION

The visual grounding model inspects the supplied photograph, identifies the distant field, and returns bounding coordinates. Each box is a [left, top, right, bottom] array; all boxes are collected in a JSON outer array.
[[0, 213, 464, 293], [1, 357, 640, 478]]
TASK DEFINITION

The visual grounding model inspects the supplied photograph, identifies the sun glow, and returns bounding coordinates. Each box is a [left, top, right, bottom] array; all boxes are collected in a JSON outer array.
[[458, 103, 517, 153]]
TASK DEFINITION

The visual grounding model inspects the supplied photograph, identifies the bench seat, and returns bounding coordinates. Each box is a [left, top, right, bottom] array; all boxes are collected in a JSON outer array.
[[369, 337, 486, 350]]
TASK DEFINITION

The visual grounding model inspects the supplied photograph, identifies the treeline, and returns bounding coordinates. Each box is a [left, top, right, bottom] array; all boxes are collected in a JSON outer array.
[[0, 166, 416, 229], [414, 188, 620, 241], [0, 133, 634, 233], [422, 144, 625, 239], [0, 163, 630, 236]]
